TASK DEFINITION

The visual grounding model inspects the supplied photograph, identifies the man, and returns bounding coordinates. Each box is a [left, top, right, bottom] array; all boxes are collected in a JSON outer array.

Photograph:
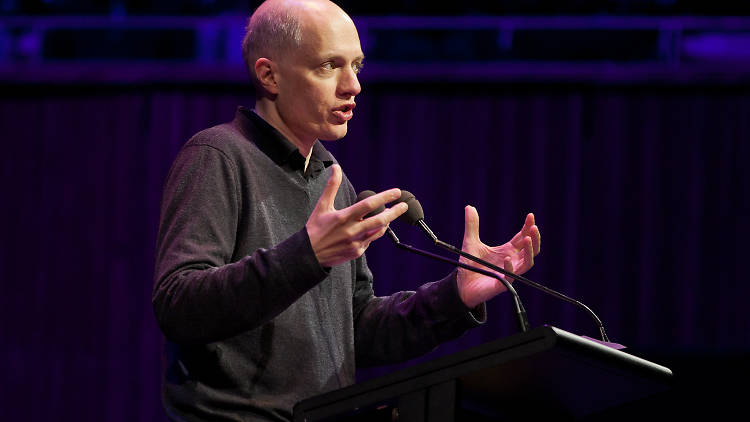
[[152, 0, 541, 421]]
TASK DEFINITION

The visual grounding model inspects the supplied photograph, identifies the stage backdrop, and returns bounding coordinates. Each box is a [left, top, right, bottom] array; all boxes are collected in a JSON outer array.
[[1, 81, 748, 421]]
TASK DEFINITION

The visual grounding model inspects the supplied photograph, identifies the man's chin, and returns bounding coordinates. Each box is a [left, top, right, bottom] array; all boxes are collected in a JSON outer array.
[[318, 125, 348, 141]]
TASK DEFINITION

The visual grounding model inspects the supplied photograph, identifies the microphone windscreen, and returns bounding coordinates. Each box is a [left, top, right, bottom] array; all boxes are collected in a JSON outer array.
[[398, 190, 425, 225], [356, 190, 376, 202], [357, 190, 385, 219]]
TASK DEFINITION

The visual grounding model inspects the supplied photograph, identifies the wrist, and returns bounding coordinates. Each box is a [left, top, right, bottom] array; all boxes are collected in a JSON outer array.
[[456, 268, 477, 308]]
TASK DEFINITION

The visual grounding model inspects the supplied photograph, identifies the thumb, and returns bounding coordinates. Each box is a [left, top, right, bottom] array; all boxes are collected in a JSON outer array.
[[314, 164, 342, 212], [463, 205, 480, 244]]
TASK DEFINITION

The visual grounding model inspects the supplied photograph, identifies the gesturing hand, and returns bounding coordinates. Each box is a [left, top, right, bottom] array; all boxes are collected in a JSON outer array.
[[457, 206, 541, 308], [306, 165, 408, 267]]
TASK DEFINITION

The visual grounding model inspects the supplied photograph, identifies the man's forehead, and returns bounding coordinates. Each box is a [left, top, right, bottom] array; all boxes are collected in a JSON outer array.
[[299, 11, 361, 54], [299, 43, 364, 63], [302, 35, 363, 61]]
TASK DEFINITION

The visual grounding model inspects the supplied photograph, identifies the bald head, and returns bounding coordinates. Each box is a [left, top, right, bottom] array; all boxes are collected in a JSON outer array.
[[242, 0, 354, 90]]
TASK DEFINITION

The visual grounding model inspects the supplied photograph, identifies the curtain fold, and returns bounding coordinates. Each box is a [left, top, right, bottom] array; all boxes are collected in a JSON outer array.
[[1, 83, 747, 421]]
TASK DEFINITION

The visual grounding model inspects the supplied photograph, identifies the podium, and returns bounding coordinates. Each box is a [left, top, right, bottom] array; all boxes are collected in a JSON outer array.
[[293, 326, 673, 421]]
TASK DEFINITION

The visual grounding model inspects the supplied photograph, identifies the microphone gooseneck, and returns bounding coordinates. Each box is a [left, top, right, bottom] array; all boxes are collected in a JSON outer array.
[[396, 191, 437, 242], [397, 190, 610, 342], [357, 190, 530, 333]]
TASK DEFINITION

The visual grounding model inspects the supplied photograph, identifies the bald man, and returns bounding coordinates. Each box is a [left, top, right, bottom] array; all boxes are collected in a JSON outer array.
[[152, 1, 540, 421]]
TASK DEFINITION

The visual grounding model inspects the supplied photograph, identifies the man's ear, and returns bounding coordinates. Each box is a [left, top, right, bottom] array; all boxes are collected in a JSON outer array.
[[254, 58, 279, 95]]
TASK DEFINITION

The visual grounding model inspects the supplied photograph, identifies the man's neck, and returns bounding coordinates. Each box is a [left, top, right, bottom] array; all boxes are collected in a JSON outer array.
[[253, 100, 315, 157]]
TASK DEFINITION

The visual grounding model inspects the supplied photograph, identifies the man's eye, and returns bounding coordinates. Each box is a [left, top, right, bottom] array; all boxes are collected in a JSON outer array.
[[322, 62, 334, 70], [352, 62, 363, 74]]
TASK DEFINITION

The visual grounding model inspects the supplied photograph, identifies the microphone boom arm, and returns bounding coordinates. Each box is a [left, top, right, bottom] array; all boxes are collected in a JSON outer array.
[[425, 230, 609, 342], [387, 228, 530, 333]]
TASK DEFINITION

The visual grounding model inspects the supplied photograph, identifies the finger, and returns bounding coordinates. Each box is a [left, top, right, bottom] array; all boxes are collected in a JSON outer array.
[[511, 213, 535, 249], [463, 205, 480, 244], [358, 202, 408, 233], [524, 236, 534, 264], [361, 225, 390, 245], [504, 256, 514, 274], [517, 236, 534, 273], [525, 213, 535, 228], [502, 257, 514, 284], [360, 225, 386, 241], [343, 188, 402, 221], [314, 164, 342, 212], [529, 224, 541, 255]]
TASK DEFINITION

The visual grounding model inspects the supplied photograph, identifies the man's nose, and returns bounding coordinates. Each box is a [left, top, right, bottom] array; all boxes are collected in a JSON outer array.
[[338, 67, 361, 98]]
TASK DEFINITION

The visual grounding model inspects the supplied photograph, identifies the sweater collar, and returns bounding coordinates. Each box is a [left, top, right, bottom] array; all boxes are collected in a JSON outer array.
[[233, 106, 334, 174]]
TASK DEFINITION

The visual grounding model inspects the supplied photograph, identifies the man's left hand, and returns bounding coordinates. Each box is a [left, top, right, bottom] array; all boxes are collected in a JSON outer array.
[[457, 207, 541, 308]]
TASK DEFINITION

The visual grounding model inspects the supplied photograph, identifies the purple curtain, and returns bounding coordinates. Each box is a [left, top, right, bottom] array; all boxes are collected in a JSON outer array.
[[1, 83, 748, 420]]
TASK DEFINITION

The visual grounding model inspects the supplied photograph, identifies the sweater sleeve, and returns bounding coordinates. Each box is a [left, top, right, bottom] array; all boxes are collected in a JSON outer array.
[[351, 239, 487, 368], [152, 144, 329, 345]]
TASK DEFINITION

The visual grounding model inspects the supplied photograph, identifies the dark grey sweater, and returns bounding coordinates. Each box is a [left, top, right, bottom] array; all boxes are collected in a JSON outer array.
[[152, 107, 484, 422]]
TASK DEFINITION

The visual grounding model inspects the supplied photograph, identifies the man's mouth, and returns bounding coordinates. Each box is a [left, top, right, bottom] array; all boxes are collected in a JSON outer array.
[[332, 103, 356, 122]]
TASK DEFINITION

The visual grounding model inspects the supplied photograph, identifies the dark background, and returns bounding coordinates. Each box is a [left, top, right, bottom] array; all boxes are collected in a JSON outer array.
[[1, 1, 749, 420]]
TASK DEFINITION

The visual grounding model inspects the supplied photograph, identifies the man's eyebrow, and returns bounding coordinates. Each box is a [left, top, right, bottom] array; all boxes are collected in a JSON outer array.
[[319, 54, 365, 62]]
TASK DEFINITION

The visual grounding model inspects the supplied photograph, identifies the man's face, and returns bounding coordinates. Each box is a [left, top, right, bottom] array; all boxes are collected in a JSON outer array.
[[274, 11, 363, 144]]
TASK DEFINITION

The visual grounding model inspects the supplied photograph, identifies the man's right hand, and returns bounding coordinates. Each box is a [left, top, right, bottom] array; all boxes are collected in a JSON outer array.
[[306, 164, 408, 267]]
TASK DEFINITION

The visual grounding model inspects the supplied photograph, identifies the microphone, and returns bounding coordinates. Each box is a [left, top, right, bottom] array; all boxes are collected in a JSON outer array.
[[358, 190, 399, 243], [395, 191, 437, 242], [396, 191, 610, 342], [357, 190, 530, 333]]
